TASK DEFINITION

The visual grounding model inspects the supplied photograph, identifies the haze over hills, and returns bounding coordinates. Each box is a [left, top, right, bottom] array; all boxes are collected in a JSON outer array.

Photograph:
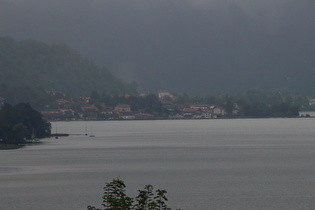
[[0, 0, 314, 95], [0, 37, 136, 95]]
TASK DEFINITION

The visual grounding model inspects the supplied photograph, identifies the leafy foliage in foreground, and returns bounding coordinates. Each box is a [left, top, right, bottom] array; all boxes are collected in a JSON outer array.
[[88, 178, 180, 210]]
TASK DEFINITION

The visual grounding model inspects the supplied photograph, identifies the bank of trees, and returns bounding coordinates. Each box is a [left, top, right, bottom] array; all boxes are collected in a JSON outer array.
[[236, 102, 299, 117], [89, 92, 169, 117], [88, 178, 180, 210], [0, 103, 51, 144], [175, 90, 302, 117]]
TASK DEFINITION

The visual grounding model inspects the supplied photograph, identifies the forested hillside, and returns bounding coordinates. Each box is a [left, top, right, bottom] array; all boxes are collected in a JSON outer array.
[[0, 37, 137, 95]]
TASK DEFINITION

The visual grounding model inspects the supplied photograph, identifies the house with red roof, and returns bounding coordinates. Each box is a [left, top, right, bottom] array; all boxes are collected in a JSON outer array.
[[41, 110, 62, 120], [115, 104, 131, 112], [80, 105, 100, 120]]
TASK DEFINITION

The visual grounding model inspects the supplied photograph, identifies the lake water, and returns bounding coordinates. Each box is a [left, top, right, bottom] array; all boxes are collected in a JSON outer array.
[[1, 119, 315, 210]]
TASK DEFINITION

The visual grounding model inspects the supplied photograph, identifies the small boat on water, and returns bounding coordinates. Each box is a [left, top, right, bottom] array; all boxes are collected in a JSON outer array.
[[25, 138, 40, 144], [55, 124, 59, 139], [88, 124, 95, 137]]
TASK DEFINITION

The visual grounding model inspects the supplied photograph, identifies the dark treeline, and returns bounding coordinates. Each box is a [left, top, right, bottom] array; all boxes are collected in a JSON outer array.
[[237, 102, 299, 118], [0, 85, 59, 110], [90, 91, 168, 116], [174, 90, 304, 118], [0, 103, 51, 144]]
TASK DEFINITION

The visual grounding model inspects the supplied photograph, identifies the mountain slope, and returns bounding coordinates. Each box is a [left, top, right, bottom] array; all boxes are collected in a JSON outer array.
[[0, 37, 136, 95]]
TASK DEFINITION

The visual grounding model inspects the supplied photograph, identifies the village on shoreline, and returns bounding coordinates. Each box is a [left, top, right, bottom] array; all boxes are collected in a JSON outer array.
[[0, 90, 311, 148], [38, 91, 304, 121], [40, 92, 228, 121]]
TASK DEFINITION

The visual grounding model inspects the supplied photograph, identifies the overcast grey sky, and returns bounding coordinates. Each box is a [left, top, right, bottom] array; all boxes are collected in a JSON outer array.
[[1, 0, 314, 94]]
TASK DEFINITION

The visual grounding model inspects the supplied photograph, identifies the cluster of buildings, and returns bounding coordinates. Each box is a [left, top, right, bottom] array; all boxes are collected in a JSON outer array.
[[39, 93, 228, 121], [170, 104, 227, 119], [40, 97, 159, 121], [1, 92, 311, 120]]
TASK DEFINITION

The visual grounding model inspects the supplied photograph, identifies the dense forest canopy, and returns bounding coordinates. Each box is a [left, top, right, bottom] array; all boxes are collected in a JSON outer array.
[[0, 103, 51, 144], [0, 37, 137, 95]]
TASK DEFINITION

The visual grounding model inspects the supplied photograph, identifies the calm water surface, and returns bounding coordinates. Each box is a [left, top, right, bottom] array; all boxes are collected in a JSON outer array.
[[1, 118, 315, 209]]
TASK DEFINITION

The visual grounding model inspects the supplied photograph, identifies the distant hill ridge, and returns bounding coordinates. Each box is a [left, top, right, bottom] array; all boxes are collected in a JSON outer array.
[[0, 37, 137, 95]]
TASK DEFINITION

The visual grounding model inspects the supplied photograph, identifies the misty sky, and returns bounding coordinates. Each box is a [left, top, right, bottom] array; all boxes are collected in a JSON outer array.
[[1, 0, 314, 94]]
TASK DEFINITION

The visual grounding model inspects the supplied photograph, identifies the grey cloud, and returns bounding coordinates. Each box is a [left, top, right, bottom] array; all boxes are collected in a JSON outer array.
[[0, 0, 314, 93]]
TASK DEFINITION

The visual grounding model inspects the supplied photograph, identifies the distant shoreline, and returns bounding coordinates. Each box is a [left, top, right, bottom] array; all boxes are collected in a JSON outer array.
[[0, 144, 23, 150]]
